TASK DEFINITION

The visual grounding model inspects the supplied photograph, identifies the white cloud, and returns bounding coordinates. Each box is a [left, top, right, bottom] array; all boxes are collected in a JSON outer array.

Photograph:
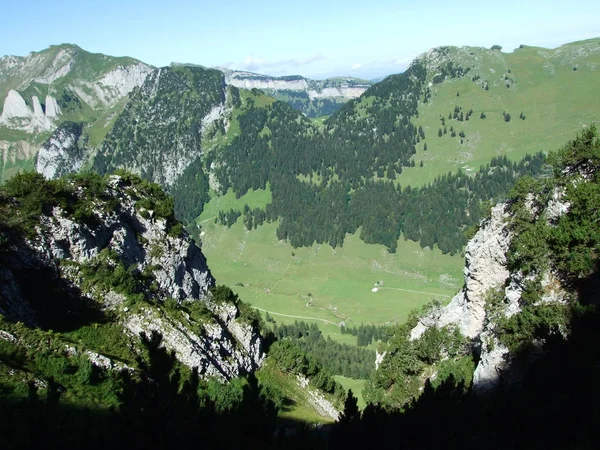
[[222, 54, 326, 74], [351, 63, 362, 70]]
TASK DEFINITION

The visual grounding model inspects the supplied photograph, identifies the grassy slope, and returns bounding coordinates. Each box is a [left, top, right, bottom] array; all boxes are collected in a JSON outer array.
[[398, 39, 600, 188], [333, 376, 367, 409], [257, 363, 336, 424]]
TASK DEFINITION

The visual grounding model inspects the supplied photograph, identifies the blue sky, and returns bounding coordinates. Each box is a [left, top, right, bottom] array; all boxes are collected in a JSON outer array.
[[2, 0, 599, 79]]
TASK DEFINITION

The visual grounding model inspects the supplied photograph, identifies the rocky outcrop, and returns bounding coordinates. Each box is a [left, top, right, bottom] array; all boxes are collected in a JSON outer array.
[[125, 302, 264, 379], [409, 192, 570, 392], [221, 69, 371, 117], [36, 121, 86, 179], [223, 70, 370, 100], [296, 375, 340, 421], [0, 89, 60, 132], [71, 62, 152, 109], [225, 73, 309, 91], [411, 203, 512, 341], [0, 174, 265, 380]]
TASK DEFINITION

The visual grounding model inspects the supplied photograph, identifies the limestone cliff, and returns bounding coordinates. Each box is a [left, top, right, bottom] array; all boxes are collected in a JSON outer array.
[[0, 89, 60, 132], [410, 189, 571, 392], [0, 173, 265, 379], [221, 69, 371, 117], [36, 121, 86, 178]]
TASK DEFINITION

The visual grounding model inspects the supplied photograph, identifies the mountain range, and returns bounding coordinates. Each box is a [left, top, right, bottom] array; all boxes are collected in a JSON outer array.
[[1, 38, 600, 448]]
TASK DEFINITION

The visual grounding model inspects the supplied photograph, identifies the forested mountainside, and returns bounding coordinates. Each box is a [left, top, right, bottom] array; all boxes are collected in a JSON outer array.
[[208, 39, 599, 254], [221, 69, 371, 117]]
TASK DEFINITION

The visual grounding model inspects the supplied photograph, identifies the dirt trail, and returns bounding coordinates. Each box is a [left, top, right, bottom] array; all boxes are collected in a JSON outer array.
[[378, 287, 451, 298], [252, 307, 339, 326]]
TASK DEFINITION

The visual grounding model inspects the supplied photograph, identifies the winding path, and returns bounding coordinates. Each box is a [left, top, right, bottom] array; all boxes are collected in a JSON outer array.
[[251, 306, 339, 326], [377, 287, 452, 298]]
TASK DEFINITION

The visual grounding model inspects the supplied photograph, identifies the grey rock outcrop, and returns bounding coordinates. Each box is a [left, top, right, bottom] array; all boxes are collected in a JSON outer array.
[[409, 191, 570, 392], [411, 203, 512, 341], [296, 375, 340, 421], [0, 89, 60, 132], [0, 174, 265, 380], [36, 121, 86, 179], [223, 70, 370, 101]]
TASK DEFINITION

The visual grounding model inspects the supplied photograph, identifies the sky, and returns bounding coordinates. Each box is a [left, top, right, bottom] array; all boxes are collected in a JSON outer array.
[[1, 0, 600, 80]]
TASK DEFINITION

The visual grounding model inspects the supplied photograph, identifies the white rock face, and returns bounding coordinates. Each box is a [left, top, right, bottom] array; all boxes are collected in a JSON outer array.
[[45, 95, 60, 117], [33, 48, 75, 84], [375, 350, 387, 370], [411, 204, 512, 340], [36, 123, 84, 179], [296, 375, 340, 421], [73, 63, 152, 108], [1, 90, 31, 119], [472, 334, 510, 392], [125, 304, 264, 380], [0, 89, 57, 132], [408, 191, 571, 392], [223, 70, 369, 101], [307, 86, 366, 100], [228, 76, 309, 91], [201, 104, 228, 134], [32, 95, 44, 116]]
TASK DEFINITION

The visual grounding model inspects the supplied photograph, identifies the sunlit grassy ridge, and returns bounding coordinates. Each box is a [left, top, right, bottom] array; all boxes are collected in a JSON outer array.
[[398, 39, 600, 187]]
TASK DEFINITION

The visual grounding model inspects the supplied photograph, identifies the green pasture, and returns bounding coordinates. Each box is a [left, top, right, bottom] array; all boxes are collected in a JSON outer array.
[[198, 189, 463, 340], [333, 376, 367, 410]]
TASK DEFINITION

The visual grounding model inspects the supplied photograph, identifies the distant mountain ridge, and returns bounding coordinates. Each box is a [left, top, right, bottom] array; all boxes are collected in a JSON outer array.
[[0, 43, 152, 181], [219, 68, 372, 117]]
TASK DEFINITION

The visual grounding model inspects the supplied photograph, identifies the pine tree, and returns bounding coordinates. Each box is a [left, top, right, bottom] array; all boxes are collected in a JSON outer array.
[[340, 390, 360, 424]]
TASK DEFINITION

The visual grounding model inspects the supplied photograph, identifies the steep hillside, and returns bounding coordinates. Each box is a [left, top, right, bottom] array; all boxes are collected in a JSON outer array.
[[0, 172, 351, 447], [0, 44, 152, 181], [91, 66, 273, 224], [356, 38, 600, 187], [220, 69, 371, 117], [0, 171, 264, 383], [94, 66, 227, 185], [366, 126, 600, 408]]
